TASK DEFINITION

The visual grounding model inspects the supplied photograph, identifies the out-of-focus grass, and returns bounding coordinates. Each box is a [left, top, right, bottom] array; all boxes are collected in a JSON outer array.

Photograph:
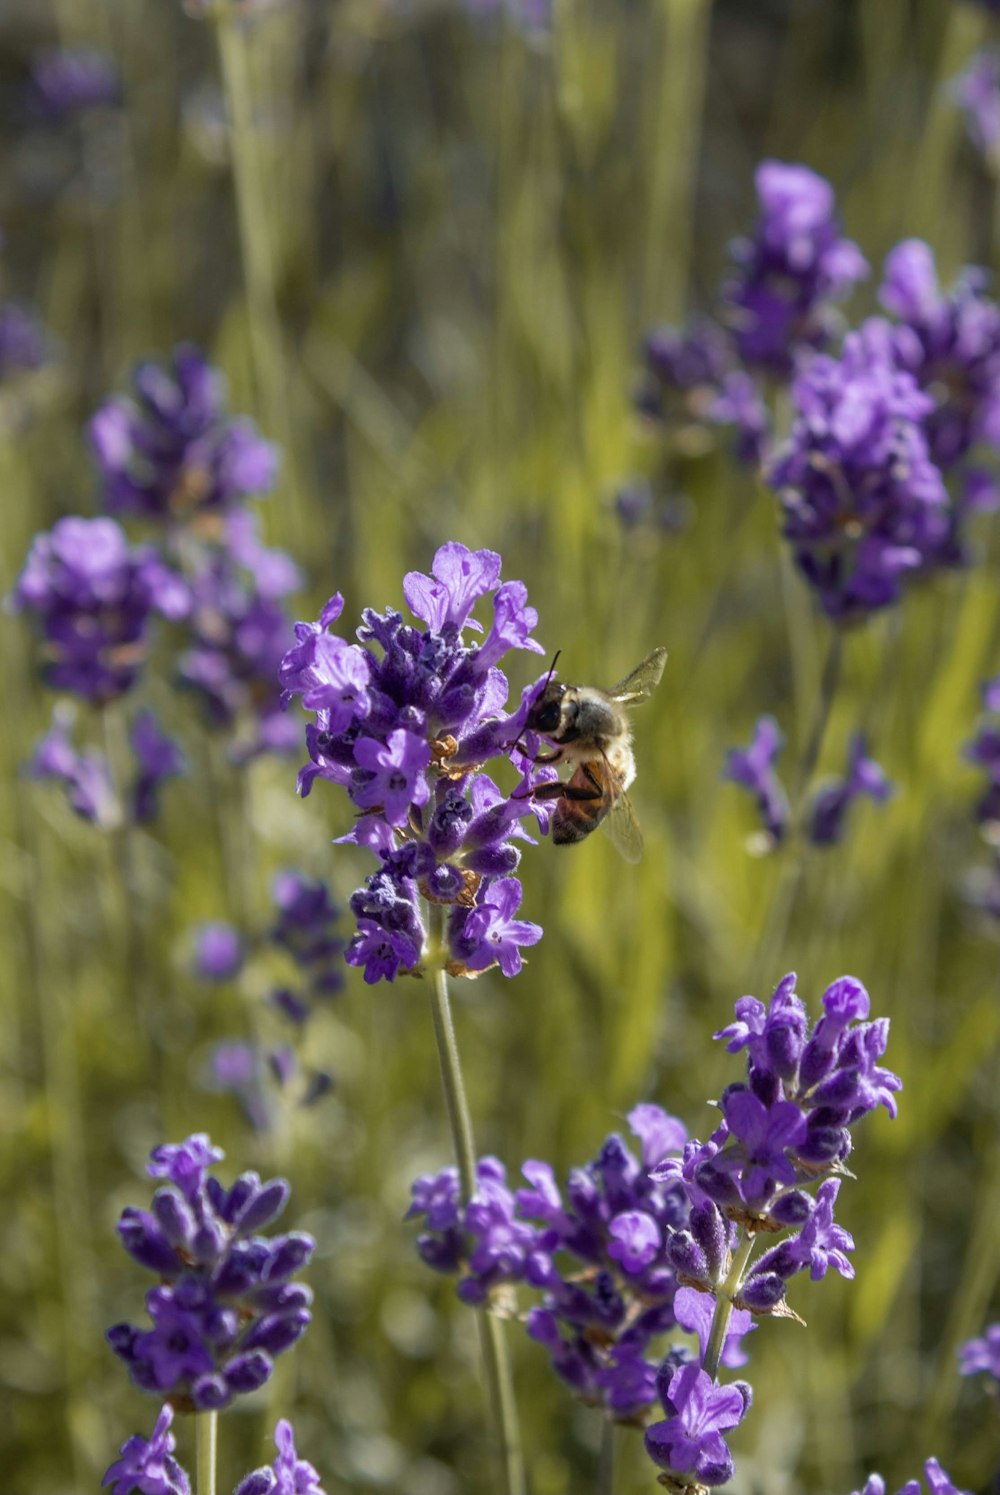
[[2, 2, 1000, 1492]]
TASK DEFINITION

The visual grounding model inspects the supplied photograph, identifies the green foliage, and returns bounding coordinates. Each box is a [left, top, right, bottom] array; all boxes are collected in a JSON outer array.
[[1, 2, 999, 1492]]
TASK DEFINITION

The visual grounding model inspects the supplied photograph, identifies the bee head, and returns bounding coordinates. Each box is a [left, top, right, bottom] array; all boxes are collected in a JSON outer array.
[[526, 683, 566, 736]]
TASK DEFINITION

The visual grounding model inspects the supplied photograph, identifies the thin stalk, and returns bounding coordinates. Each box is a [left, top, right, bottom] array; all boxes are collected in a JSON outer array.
[[214, 3, 306, 544], [702, 1232, 756, 1381], [101, 702, 165, 1120], [425, 904, 526, 1495], [597, 1418, 617, 1495], [752, 628, 844, 991], [196, 1410, 218, 1495]]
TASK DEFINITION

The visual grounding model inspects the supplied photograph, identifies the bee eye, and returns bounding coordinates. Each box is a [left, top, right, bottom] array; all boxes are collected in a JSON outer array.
[[535, 701, 562, 732]]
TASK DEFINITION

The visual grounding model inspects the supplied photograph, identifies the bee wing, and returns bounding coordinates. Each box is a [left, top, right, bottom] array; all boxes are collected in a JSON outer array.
[[609, 647, 668, 706], [602, 788, 644, 863]]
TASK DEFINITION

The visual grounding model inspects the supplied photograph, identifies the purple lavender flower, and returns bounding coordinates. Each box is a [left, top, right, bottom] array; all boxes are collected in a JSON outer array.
[[665, 972, 900, 1244], [880, 240, 1000, 469], [965, 708, 1000, 827], [26, 705, 118, 826], [952, 48, 1000, 162], [635, 322, 771, 471], [10, 516, 189, 703], [808, 734, 894, 846], [644, 1363, 751, 1486], [637, 323, 734, 447], [193, 922, 246, 981], [103, 1405, 190, 1495], [90, 347, 278, 523], [849, 1460, 971, 1495], [766, 319, 949, 619], [447, 876, 542, 978], [0, 302, 49, 381], [270, 869, 344, 997], [281, 544, 551, 983], [722, 161, 868, 375], [177, 510, 300, 761], [723, 716, 790, 845], [234, 1420, 327, 1495], [958, 1320, 1000, 1379], [412, 1105, 696, 1420], [29, 47, 121, 120], [131, 710, 185, 823], [107, 1134, 313, 1410]]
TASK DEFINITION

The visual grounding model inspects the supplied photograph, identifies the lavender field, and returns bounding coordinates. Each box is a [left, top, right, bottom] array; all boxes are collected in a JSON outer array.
[[3, 3, 1000, 1494]]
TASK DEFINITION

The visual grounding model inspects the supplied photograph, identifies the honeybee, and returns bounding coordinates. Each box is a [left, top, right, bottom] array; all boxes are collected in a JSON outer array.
[[524, 647, 667, 863]]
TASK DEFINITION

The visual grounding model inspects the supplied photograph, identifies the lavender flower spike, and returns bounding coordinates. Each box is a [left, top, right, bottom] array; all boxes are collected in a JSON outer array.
[[766, 319, 949, 619], [644, 1364, 751, 1488], [722, 160, 867, 374], [234, 1420, 327, 1495], [107, 1134, 313, 1411], [723, 715, 790, 845], [90, 346, 278, 523], [10, 516, 189, 703], [808, 734, 894, 846], [103, 1404, 190, 1495], [958, 1320, 1000, 1380], [281, 543, 552, 983], [849, 1459, 972, 1495]]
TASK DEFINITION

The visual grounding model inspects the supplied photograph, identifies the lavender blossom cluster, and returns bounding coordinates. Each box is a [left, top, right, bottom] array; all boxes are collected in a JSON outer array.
[[192, 869, 345, 1124], [280, 542, 555, 984], [636, 163, 1000, 625], [107, 1134, 313, 1411], [724, 717, 893, 850], [104, 1408, 326, 1495], [410, 972, 900, 1488], [9, 345, 302, 829]]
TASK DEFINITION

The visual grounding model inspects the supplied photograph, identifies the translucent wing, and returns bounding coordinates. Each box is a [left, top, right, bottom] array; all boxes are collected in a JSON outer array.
[[602, 789, 644, 863], [609, 647, 668, 706]]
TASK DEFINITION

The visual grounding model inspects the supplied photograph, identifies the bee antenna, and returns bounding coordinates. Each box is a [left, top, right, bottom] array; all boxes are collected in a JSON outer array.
[[508, 649, 562, 762]]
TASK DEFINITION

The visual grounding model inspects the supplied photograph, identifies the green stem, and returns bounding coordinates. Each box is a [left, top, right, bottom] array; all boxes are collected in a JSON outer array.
[[196, 1410, 218, 1495], [597, 1417, 617, 1495], [791, 629, 844, 808], [425, 904, 526, 1495], [702, 1232, 756, 1381], [752, 628, 844, 992], [214, 3, 305, 543]]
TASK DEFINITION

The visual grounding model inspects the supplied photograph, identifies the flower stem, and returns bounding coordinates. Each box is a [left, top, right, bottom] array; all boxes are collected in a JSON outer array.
[[196, 1411, 217, 1495], [753, 627, 843, 992], [597, 1417, 618, 1495], [702, 1232, 756, 1381], [425, 904, 526, 1495], [214, 1, 306, 545]]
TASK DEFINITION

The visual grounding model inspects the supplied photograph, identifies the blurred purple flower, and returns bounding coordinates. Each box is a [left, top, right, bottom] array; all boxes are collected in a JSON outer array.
[[26, 705, 118, 827], [0, 303, 48, 381], [958, 1320, 1000, 1379], [766, 319, 949, 619], [10, 516, 189, 703], [723, 715, 790, 845], [193, 922, 246, 981], [90, 346, 278, 523], [952, 48, 1000, 161], [808, 733, 894, 846], [131, 710, 185, 823], [722, 160, 868, 375], [29, 47, 121, 120]]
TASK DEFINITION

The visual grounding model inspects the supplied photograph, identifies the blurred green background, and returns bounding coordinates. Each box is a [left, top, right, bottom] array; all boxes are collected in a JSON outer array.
[[3, 1, 1000, 1492]]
